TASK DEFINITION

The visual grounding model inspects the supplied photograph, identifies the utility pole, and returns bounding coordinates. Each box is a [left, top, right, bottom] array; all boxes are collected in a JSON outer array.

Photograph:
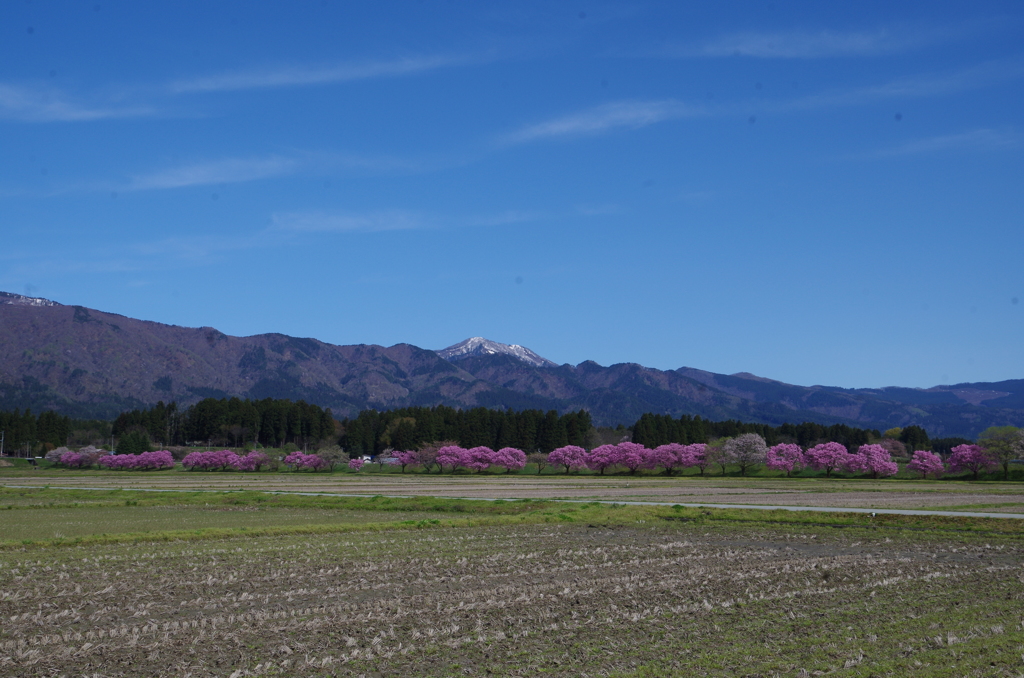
[[1, 430, 5, 457]]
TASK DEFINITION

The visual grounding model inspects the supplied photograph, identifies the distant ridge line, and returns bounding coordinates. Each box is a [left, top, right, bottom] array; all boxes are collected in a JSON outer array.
[[0, 292, 1021, 437]]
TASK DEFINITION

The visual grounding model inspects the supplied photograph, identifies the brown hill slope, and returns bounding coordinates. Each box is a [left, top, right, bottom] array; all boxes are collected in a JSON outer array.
[[0, 301, 479, 418], [1, 294, 1023, 437]]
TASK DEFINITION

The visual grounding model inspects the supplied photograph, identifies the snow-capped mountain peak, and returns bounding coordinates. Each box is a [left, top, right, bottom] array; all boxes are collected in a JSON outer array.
[[436, 337, 557, 368]]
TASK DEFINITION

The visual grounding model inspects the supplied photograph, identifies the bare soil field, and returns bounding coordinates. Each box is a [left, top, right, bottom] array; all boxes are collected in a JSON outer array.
[[4, 469, 1024, 513], [2, 516, 1023, 677]]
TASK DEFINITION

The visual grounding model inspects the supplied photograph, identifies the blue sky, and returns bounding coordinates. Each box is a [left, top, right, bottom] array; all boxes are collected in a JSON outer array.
[[2, 1, 1022, 389]]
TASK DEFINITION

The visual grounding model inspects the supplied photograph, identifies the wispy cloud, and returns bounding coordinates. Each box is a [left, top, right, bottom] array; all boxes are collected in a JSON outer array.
[[679, 28, 937, 59], [271, 209, 427, 233], [0, 83, 152, 122], [503, 100, 703, 144], [2, 232, 275, 279], [499, 59, 1024, 146], [466, 210, 545, 227], [271, 207, 545, 233], [169, 55, 460, 94], [127, 232, 276, 263], [128, 156, 299, 190], [863, 128, 1019, 158], [776, 58, 1024, 111], [666, 20, 1003, 60], [8, 227, 290, 278], [1, 51, 468, 122]]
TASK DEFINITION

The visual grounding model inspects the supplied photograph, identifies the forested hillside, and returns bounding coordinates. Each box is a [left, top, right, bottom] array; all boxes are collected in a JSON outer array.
[[3, 295, 1024, 438]]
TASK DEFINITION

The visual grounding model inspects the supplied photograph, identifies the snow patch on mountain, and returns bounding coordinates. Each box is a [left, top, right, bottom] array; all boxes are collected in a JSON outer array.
[[0, 291, 61, 307], [437, 337, 557, 368]]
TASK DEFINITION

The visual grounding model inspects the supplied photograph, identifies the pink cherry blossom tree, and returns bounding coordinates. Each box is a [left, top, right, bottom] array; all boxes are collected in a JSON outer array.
[[437, 445, 467, 473], [60, 450, 86, 468], [906, 450, 945, 479], [283, 451, 327, 472], [416, 441, 456, 474], [233, 451, 269, 472], [651, 443, 689, 476], [183, 449, 238, 471], [99, 450, 175, 470], [585, 444, 619, 475], [615, 442, 648, 475], [347, 458, 365, 471], [948, 444, 998, 480], [846, 444, 899, 479], [62, 445, 110, 468], [491, 447, 527, 473], [803, 442, 851, 478], [548, 445, 587, 474], [463, 446, 494, 473], [393, 450, 420, 473], [766, 443, 803, 477], [680, 443, 710, 476]]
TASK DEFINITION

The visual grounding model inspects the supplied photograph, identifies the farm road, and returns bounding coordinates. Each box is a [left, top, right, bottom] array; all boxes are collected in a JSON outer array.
[[3, 472, 1024, 516]]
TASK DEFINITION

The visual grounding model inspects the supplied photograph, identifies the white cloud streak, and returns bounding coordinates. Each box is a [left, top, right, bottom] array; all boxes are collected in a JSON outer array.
[[775, 58, 1024, 111], [271, 208, 545, 234], [127, 232, 275, 263], [500, 59, 1024, 146], [0, 83, 152, 122], [271, 209, 427, 233], [128, 156, 299, 190], [682, 28, 937, 59], [503, 100, 704, 144], [466, 210, 546, 227], [169, 55, 459, 94], [865, 128, 1020, 158], [1, 52, 467, 123]]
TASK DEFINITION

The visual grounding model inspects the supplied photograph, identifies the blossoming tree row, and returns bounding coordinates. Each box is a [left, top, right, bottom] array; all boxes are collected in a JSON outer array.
[[55, 447, 175, 470], [43, 438, 1007, 480], [182, 449, 271, 471], [364, 438, 1001, 479]]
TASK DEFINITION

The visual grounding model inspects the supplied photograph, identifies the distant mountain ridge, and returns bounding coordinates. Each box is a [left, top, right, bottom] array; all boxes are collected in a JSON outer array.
[[0, 292, 1022, 438]]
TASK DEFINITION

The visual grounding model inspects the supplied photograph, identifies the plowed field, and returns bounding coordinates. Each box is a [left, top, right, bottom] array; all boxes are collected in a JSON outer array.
[[2, 507, 1022, 677]]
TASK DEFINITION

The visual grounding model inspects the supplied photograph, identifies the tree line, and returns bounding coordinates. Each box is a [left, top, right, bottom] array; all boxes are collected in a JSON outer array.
[[631, 413, 936, 451], [0, 399, 983, 461], [112, 398, 336, 448], [0, 409, 111, 455], [339, 406, 594, 456]]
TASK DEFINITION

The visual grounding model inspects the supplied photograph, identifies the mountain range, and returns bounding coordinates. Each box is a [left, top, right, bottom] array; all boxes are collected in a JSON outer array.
[[1, 291, 1022, 438]]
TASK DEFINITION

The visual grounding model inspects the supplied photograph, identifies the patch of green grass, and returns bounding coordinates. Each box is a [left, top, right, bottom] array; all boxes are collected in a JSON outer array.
[[0, 486, 558, 513], [1, 486, 1022, 552], [924, 501, 1024, 511], [0, 504, 460, 542]]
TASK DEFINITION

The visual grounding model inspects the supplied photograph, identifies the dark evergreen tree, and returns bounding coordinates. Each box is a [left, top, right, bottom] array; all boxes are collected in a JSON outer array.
[[116, 429, 152, 455], [900, 425, 930, 451]]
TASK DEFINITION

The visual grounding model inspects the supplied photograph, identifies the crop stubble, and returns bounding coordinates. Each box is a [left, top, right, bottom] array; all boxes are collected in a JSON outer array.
[[2, 518, 1023, 677]]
